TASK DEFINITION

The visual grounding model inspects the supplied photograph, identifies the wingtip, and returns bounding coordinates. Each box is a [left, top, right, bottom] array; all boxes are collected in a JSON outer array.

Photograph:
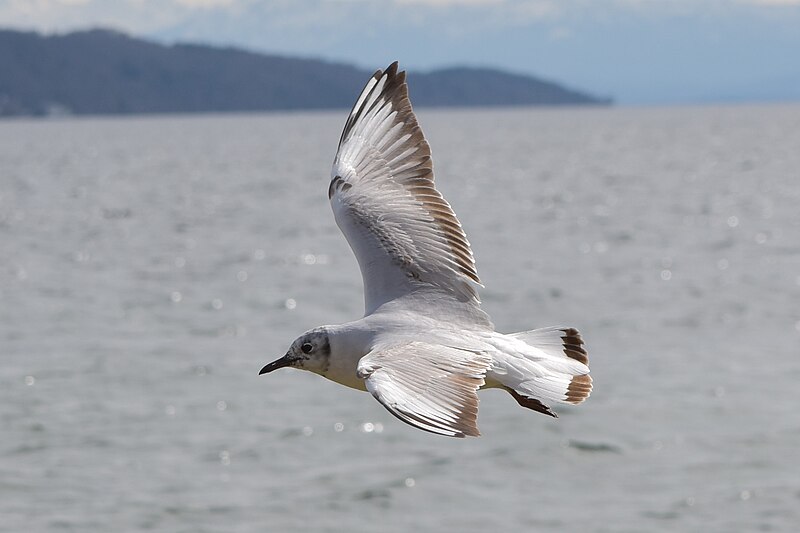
[[381, 61, 405, 86], [462, 427, 481, 438], [369, 63, 393, 83], [441, 423, 481, 438]]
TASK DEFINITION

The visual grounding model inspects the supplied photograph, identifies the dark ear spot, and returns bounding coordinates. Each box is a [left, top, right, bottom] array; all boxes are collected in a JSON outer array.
[[319, 334, 330, 357]]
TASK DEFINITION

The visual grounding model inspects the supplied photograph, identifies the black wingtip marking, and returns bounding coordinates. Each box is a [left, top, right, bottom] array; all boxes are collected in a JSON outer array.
[[328, 175, 353, 199], [506, 387, 558, 418]]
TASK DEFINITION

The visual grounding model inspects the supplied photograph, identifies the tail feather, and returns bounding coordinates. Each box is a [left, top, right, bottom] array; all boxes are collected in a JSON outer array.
[[499, 326, 592, 416]]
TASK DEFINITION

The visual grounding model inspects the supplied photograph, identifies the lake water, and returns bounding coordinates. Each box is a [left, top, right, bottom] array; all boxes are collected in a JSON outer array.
[[2, 104, 799, 532]]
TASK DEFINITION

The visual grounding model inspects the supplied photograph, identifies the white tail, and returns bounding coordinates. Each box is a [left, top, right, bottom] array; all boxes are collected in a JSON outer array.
[[494, 326, 592, 418]]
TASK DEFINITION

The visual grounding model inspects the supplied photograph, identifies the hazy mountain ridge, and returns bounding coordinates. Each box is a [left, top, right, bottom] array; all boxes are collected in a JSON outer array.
[[0, 28, 610, 117]]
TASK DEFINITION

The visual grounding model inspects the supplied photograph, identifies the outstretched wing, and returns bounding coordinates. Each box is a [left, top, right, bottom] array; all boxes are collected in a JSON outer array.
[[357, 341, 491, 438], [330, 62, 481, 315]]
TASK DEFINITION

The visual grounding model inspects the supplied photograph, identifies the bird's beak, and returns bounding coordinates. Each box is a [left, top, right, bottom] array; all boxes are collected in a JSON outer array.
[[259, 353, 294, 375]]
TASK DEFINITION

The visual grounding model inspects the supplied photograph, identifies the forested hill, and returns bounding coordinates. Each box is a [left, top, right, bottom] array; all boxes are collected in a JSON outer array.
[[0, 28, 611, 117]]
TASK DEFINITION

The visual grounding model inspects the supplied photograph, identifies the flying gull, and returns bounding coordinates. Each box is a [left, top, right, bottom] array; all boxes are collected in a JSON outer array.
[[260, 62, 592, 437]]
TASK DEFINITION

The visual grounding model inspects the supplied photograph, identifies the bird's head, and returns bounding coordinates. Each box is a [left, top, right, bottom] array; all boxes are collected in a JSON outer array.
[[260, 327, 331, 376]]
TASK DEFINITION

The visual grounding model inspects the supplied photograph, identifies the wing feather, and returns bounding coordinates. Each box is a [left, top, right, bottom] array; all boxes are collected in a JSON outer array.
[[357, 341, 491, 438], [331, 62, 481, 315]]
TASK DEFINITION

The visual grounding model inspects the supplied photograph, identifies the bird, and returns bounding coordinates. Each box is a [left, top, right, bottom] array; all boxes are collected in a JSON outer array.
[[260, 62, 591, 438]]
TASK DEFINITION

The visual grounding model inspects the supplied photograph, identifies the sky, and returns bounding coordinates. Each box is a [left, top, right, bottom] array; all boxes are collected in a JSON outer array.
[[1, 0, 799, 104]]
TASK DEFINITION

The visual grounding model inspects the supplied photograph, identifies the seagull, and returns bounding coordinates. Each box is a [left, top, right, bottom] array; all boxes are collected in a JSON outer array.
[[260, 62, 591, 437]]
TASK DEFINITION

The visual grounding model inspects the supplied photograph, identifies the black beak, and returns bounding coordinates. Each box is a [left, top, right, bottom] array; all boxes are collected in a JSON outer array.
[[259, 354, 293, 375]]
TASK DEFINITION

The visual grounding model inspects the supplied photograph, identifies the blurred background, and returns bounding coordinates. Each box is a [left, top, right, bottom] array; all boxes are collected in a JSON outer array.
[[2, 1, 800, 532]]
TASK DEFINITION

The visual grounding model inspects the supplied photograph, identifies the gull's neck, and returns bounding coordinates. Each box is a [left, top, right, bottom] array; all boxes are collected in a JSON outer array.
[[318, 320, 374, 391]]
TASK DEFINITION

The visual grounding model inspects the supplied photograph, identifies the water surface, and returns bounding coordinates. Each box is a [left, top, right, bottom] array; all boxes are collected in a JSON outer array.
[[2, 104, 799, 532]]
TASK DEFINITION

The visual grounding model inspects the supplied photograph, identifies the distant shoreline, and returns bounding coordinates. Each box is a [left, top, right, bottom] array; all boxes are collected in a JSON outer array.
[[0, 27, 610, 118]]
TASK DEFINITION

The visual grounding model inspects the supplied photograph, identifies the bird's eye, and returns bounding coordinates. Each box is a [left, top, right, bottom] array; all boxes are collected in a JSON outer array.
[[301, 342, 313, 354]]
